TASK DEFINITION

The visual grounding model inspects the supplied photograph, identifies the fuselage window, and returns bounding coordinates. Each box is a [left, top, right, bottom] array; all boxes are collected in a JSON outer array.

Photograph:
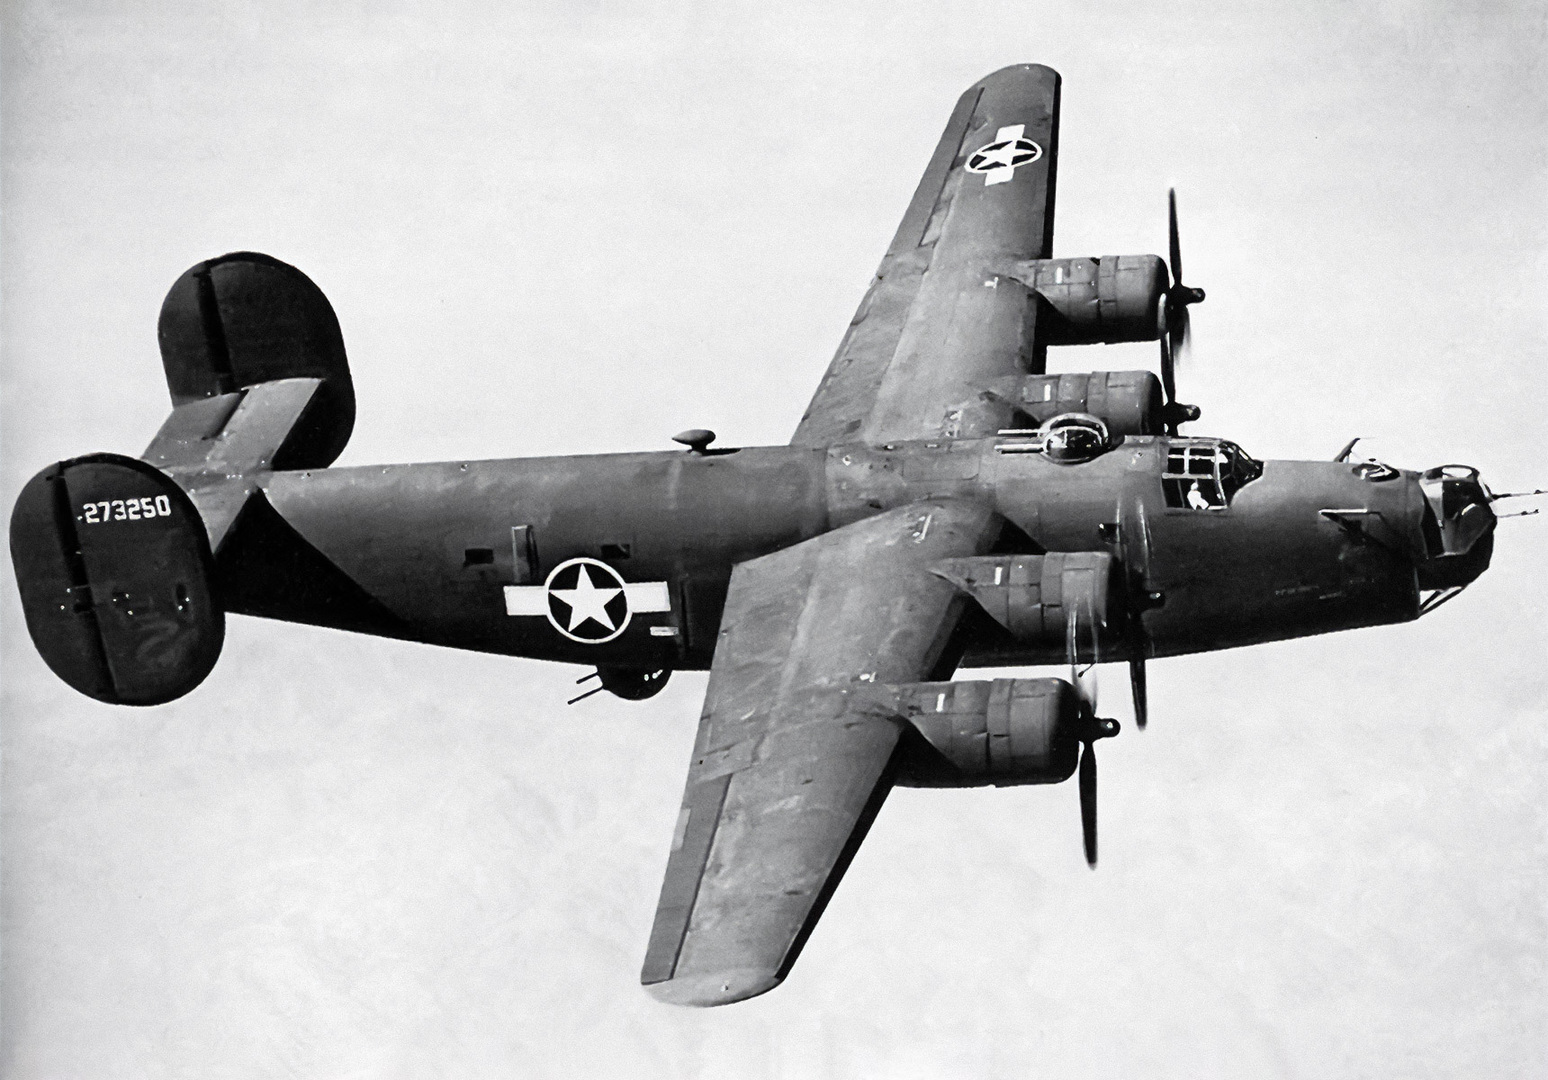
[[1163, 440, 1261, 510]]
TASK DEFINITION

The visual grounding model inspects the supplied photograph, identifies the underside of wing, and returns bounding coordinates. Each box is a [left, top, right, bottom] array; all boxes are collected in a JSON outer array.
[[641, 499, 1001, 1006], [792, 64, 1061, 448]]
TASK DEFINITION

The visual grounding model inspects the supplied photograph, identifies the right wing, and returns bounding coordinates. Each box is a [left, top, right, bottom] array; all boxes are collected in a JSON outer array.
[[641, 498, 1001, 1006], [791, 65, 1061, 448]]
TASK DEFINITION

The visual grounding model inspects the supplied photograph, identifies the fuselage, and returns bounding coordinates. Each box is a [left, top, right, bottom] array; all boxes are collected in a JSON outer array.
[[226, 432, 1463, 674]]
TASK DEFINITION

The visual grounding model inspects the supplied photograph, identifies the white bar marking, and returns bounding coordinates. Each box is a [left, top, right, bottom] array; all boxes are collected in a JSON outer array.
[[623, 581, 672, 612], [504, 586, 548, 616]]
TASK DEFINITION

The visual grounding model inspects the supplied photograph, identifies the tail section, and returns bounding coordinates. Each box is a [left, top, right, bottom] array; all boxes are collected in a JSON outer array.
[[144, 252, 355, 549], [10, 453, 222, 705], [155, 251, 353, 470], [11, 252, 353, 704]]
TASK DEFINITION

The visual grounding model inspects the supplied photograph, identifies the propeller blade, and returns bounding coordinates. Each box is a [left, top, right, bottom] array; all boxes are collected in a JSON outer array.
[[1129, 658, 1148, 730], [1079, 741, 1098, 867], [1168, 187, 1182, 285], [1157, 190, 1203, 435], [1067, 584, 1102, 711], [1066, 607, 1079, 689]]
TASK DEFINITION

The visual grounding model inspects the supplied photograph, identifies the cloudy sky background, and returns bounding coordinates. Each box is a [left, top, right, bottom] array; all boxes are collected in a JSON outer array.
[[4, 2, 1545, 1077]]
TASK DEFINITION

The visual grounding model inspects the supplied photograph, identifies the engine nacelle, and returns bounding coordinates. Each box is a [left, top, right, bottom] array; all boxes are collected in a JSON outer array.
[[1014, 371, 1164, 435], [932, 551, 1124, 648], [892, 677, 1082, 787], [1014, 254, 1166, 345], [10, 453, 223, 705]]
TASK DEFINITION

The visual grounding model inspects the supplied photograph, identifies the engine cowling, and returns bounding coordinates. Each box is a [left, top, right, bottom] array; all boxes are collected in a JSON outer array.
[[891, 677, 1082, 787], [932, 551, 1124, 649], [1015, 371, 1164, 435], [1014, 255, 1167, 345], [10, 453, 223, 705]]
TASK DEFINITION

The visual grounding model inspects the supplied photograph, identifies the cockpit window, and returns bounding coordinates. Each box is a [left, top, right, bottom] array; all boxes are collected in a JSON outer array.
[[1163, 439, 1261, 510]]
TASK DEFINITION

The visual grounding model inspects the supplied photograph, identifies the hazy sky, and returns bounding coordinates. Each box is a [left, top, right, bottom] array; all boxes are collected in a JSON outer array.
[[3, 2, 1546, 1078]]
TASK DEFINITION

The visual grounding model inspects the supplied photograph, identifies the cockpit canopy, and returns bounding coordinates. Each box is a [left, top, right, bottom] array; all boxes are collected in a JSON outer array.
[[1162, 438, 1262, 510]]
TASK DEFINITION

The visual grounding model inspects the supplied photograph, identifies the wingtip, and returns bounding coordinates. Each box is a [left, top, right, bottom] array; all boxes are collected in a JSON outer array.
[[643, 968, 782, 1008], [976, 63, 1061, 88]]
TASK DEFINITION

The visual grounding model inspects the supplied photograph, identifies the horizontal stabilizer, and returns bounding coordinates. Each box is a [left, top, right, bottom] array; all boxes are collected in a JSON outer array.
[[143, 378, 326, 551]]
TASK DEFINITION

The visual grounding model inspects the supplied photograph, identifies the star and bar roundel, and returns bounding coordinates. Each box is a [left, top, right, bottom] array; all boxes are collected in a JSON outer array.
[[965, 123, 1042, 186], [503, 557, 672, 644]]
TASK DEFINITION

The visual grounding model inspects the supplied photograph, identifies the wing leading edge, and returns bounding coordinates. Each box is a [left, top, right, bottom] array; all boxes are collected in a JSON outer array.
[[791, 64, 1061, 448], [642, 499, 1000, 1006]]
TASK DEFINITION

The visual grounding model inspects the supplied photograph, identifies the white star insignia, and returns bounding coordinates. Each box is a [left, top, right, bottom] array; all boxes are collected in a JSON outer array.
[[550, 564, 622, 632], [965, 124, 1042, 186]]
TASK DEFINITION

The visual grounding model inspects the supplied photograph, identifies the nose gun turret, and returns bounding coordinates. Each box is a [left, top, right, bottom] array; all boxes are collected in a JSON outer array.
[[1415, 465, 1497, 590]]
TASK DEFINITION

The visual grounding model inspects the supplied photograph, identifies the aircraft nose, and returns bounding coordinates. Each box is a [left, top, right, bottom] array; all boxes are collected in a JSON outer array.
[[1415, 464, 1496, 589]]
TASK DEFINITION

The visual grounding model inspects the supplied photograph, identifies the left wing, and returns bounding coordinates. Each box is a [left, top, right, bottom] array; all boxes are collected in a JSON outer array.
[[642, 499, 1000, 1006]]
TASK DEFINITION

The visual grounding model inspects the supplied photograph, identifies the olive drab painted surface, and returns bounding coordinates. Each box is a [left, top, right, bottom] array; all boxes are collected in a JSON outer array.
[[8, 65, 1509, 1008], [10, 453, 223, 705]]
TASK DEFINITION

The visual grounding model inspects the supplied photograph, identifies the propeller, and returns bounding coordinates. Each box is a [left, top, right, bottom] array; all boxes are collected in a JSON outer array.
[[1157, 188, 1205, 435], [1068, 603, 1120, 867], [1112, 498, 1153, 731], [1129, 658, 1148, 731]]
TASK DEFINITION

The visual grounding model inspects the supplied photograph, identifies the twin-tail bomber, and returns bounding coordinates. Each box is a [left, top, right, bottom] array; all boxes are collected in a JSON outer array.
[[9, 65, 1517, 1007]]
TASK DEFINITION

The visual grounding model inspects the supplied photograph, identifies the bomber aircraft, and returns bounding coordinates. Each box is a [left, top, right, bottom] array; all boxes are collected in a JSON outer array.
[[9, 65, 1525, 1007]]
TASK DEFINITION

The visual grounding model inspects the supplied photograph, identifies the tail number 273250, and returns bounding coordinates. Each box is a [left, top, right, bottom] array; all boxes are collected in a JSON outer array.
[[81, 495, 173, 524]]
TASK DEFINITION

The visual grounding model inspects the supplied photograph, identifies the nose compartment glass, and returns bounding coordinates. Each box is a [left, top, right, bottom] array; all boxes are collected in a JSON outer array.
[[1419, 465, 1494, 557]]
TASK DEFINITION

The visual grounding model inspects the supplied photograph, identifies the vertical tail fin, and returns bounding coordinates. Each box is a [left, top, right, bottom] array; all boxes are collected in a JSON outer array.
[[154, 251, 353, 468], [10, 252, 356, 704], [142, 252, 355, 549]]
